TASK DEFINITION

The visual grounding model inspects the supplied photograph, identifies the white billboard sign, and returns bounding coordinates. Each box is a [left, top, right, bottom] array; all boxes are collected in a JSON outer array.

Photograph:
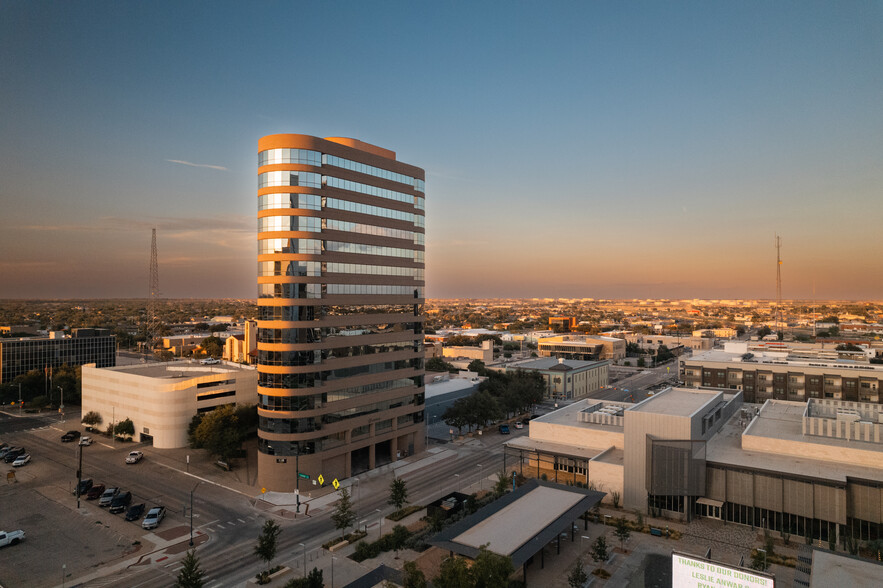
[[672, 552, 774, 588]]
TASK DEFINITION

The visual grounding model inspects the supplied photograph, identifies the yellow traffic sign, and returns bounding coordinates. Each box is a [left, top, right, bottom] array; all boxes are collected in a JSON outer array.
[[317, 474, 325, 486], [261, 487, 266, 494], [332, 478, 340, 490]]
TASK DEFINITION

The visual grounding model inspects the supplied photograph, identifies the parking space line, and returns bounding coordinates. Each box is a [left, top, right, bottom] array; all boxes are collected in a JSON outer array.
[[227, 520, 237, 525], [216, 523, 225, 529], [238, 518, 247, 523]]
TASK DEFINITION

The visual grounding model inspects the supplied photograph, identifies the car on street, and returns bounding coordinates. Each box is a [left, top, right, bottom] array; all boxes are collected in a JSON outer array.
[[142, 506, 166, 530], [201, 357, 220, 365], [125, 503, 146, 522], [12, 454, 31, 467], [109, 492, 132, 513], [514, 421, 524, 429], [499, 424, 510, 434], [61, 430, 81, 442], [74, 478, 93, 496], [0, 530, 25, 548], [98, 487, 120, 507], [3, 447, 25, 463], [78, 436, 92, 446], [86, 484, 106, 500], [125, 451, 143, 464]]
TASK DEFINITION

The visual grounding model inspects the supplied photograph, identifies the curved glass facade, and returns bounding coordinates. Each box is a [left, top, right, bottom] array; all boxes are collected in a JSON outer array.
[[257, 134, 425, 491]]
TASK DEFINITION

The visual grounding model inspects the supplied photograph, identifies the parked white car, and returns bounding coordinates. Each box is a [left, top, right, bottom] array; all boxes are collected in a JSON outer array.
[[201, 357, 220, 365], [142, 506, 166, 530], [79, 436, 93, 446], [12, 454, 31, 467]]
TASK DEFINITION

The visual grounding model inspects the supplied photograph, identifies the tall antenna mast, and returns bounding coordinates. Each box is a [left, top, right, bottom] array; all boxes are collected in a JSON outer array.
[[146, 228, 160, 355], [775, 234, 782, 336]]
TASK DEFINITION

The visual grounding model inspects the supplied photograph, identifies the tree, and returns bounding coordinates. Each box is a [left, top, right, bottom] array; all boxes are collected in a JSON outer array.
[[426, 357, 456, 372], [471, 545, 513, 588], [114, 418, 135, 438], [749, 549, 769, 572], [591, 536, 609, 573], [284, 568, 323, 588], [757, 326, 772, 338], [175, 549, 206, 588], [191, 405, 244, 460], [467, 359, 488, 376], [200, 335, 223, 358], [655, 345, 674, 363], [402, 561, 426, 588], [388, 478, 409, 511], [331, 487, 356, 538], [567, 557, 589, 588], [614, 517, 631, 552], [433, 555, 471, 588], [82, 411, 102, 427], [493, 471, 510, 497], [254, 519, 282, 577]]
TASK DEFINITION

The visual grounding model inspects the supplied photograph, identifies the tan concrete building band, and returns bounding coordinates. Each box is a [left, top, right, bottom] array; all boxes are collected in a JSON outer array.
[[257, 134, 426, 491]]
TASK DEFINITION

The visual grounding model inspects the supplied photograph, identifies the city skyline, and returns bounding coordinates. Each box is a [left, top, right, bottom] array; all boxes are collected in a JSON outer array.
[[1, 2, 881, 300]]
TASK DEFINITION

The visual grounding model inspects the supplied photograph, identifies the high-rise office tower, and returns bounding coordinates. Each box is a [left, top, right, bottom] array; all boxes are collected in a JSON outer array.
[[256, 134, 425, 491]]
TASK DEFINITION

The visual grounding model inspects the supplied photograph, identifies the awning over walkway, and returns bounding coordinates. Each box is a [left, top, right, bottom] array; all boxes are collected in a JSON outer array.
[[696, 497, 724, 508], [429, 479, 605, 568]]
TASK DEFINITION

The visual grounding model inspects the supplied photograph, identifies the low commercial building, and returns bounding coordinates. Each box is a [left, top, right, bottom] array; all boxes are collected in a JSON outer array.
[[628, 334, 713, 353], [682, 342, 883, 404], [442, 340, 494, 363], [0, 329, 116, 384], [505, 388, 883, 543], [502, 357, 608, 401], [81, 360, 258, 448], [538, 335, 626, 362]]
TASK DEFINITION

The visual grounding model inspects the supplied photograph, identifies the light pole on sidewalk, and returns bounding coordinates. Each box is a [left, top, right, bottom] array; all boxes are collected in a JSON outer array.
[[331, 556, 337, 588], [298, 542, 306, 576], [189, 480, 204, 546], [375, 508, 382, 538]]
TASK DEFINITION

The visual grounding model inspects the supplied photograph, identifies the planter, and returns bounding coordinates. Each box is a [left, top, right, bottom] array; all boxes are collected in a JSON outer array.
[[247, 566, 291, 586]]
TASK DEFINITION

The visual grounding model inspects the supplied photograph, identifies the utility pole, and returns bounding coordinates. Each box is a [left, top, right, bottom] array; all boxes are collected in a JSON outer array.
[[76, 441, 84, 508]]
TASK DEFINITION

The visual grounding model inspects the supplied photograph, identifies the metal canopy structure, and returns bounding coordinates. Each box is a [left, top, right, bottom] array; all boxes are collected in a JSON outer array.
[[430, 479, 605, 568]]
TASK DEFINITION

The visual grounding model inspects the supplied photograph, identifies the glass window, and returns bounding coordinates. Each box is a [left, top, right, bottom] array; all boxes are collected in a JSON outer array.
[[258, 171, 322, 188]]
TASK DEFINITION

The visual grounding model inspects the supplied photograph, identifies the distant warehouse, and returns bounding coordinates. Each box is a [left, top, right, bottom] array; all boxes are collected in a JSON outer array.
[[0, 329, 115, 384]]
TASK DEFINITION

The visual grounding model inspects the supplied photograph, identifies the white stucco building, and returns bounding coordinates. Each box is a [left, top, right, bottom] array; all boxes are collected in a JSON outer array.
[[82, 360, 258, 448]]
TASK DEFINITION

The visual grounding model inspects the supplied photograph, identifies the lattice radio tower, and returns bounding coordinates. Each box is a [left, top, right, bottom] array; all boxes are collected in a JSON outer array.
[[146, 228, 160, 354], [775, 234, 783, 335]]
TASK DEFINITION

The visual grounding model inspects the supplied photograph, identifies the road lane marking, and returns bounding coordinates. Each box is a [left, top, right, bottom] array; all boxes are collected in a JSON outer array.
[[238, 518, 246, 523]]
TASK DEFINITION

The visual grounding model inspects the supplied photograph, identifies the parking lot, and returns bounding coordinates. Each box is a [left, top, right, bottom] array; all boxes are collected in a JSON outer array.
[[0, 410, 258, 587]]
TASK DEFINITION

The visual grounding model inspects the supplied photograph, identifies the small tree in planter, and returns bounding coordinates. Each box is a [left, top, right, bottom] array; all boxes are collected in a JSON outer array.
[[614, 517, 631, 552], [567, 557, 588, 588], [114, 418, 135, 440], [332, 487, 356, 539], [591, 536, 609, 576], [254, 519, 282, 582], [388, 478, 409, 512]]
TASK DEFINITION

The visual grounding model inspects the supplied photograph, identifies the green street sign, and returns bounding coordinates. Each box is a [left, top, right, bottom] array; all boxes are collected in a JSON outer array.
[[298, 473, 310, 479]]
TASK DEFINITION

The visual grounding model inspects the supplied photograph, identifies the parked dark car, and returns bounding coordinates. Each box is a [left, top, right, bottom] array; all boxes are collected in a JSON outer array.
[[61, 430, 81, 442], [98, 487, 120, 507], [499, 424, 510, 434], [85, 484, 106, 500], [3, 448, 25, 463], [109, 492, 132, 513], [125, 503, 146, 521], [74, 478, 93, 496]]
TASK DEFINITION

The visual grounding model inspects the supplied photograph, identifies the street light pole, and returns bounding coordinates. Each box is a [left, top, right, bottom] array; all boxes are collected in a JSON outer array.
[[477, 463, 483, 491], [375, 508, 382, 538], [189, 481, 204, 546], [18, 383, 22, 415], [76, 441, 84, 509], [295, 448, 300, 513], [298, 542, 306, 576], [57, 385, 64, 422]]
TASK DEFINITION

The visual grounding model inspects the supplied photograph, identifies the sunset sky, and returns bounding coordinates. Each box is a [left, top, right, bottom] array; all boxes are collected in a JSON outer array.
[[1, 2, 881, 300]]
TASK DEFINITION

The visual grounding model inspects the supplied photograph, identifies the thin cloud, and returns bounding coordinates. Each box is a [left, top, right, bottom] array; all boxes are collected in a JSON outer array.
[[166, 159, 228, 171]]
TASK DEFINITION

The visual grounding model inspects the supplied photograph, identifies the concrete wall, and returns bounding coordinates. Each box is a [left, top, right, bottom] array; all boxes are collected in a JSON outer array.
[[528, 420, 624, 450]]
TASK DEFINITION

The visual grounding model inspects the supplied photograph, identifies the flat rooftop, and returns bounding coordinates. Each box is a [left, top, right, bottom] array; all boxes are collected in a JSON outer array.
[[430, 480, 605, 567], [810, 550, 883, 586], [707, 401, 883, 483], [688, 350, 883, 373], [630, 388, 720, 416], [454, 485, 583, 554], [95, 361, 253, 379], [505, 437, 613, 461], [531, 399, 627, 432]]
